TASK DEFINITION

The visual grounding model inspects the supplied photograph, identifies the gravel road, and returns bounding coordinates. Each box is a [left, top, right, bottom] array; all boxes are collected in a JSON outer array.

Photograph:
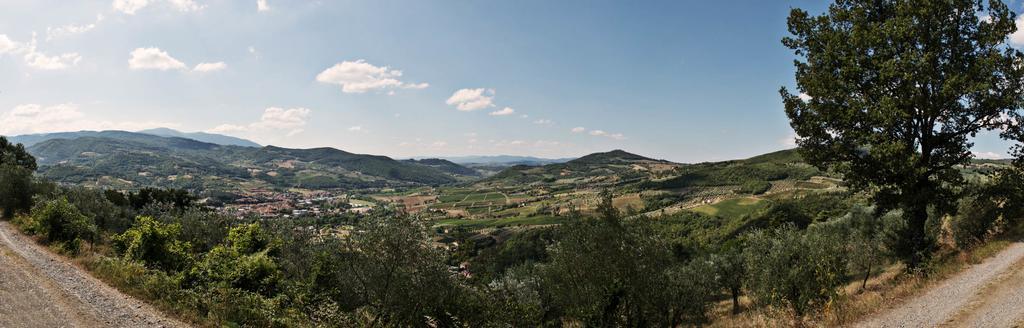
[[0, 221, 189, 328], [856, 242, 1024, 328]]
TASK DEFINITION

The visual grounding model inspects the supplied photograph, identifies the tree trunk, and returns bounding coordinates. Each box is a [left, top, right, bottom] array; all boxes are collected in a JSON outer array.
[[861, 263, 871, 291], [731, 287, 741, 315]]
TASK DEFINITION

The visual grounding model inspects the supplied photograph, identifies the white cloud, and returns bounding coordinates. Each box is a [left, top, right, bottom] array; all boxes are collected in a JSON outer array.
[[167, 0, 204, 12], [113, 0, 203, 15], [315, 59, 428, 94], [0, 103, 176, 135], [490, 107, 515, 116], [0, 35, 17, 54], [973, 151, 1006, 160], [1012, 15, 1024, 47], [571, 127, 585, 133], [798, 93, 812, 101], [533, 119, 553, 125], [780, 132, 798, 147], [113, 0, 150, 14], [587, 129, 626, 140], [193, 61, 226, 72], [0, 34, 82, 70], [208, 124, 246, 133], [257, 0, 270, 12], [208, 107, 311, 138], [446, 88, 495, 111], [129, 47, 186, 71], [24, 51, 81, 70], [46, 22, 97, 41], [520, 114, 529, 118], [252, 107, 310, 130], [348, 126, 363, 132]]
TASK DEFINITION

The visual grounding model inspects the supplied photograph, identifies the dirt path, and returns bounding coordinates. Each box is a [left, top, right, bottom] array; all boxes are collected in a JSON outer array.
[[0, 221, 189, 328], [856, 242, 1024, 328]]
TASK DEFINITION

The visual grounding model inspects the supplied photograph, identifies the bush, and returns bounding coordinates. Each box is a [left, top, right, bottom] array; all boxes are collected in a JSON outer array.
[[744, 224, 847, 317], [113, 216, 193, 272], [0, 164, 35, 218], [950, 195, 1000, 250], [27, 197, 98, 253], [187, 224, 283, 296]]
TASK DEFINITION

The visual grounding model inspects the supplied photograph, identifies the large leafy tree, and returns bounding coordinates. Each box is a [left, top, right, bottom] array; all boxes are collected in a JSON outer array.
[[781, 0, 1024, 268]]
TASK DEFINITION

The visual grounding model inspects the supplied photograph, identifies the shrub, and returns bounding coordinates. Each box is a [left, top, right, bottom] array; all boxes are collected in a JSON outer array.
[[28, 197, 98, 253], [744, 224, 847, 317], [113, 216, 193, 272], [950, 195, 1000, 250]]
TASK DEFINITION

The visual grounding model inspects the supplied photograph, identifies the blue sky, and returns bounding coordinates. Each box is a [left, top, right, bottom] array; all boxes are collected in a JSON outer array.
[[0, 0, 1016, 162]]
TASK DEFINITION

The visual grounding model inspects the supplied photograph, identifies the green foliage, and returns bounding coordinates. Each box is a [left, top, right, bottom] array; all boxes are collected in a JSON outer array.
[[950, 194, 1000, 250], [186, 223, 283, 296], [26, 197, 98, 253], [0, 136, 37, 171], [113, 216, 193, 272], [738, 180, 771, 195], [744, 224, 847, 317], [782, 0, 1024, 268], [0, 164, 35, 218], [542, 212, 714, 326]]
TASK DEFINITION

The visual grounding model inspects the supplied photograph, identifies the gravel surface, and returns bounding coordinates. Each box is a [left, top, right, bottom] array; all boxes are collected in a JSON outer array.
[[946, 253, 1024, 327], [0, 221, 189, 328], [856, 242, 1024, 328]]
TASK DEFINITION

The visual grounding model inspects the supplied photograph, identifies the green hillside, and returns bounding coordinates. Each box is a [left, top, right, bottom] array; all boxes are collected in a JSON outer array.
[[26, 132, 465, 191]]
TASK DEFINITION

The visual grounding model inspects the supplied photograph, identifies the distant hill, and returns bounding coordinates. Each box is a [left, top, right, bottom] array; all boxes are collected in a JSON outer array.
[[23, 131, 462, 191], [403, 158, 481, 177], [8, 129, 260, 148], [424, 155, 574, 166], [480, 149, 680, 187], [568, 149, 664, 165], [138, 128, 261, 147]]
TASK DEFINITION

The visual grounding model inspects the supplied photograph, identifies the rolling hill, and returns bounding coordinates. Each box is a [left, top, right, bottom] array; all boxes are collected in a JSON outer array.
[[23, 131, 472, 191], [137, 128, 261, 147]]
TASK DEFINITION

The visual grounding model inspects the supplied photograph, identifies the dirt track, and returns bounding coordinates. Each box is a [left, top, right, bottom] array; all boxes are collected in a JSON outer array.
[[856, 242, 1024, 327], [0, 221, 188, 328]]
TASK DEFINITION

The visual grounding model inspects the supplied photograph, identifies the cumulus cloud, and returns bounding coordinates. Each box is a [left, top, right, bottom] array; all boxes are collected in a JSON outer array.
[[447, 88, 496, 111], [257, 0, 269, 12], [0, 35, 16, 54], [113, 0, 150, 14], [0, 103, 176, 135], [315, 59, 428, 94], [1012, 15, 1024, 47], [113, 0, 203, 15], [46, 18, 99, 41], [252, 107, 310, 130], [129, 47, 186, 70], [798, 93, 812, 101], [571, 127, 585, 133], [167, 0, 204, 12], [533, 119, 554, 125], [779, 132, 798, 147], [209, 107, 311, 138], [208, 124, 246, 133], [348, 126, 364, 132], [973, 151, 1006, 160], [490, 107, 515, 116], [24, 51, 81, 70], [588, 129, 626, 140], [193, 61, 226, 72], [0, 34, 82, 70]]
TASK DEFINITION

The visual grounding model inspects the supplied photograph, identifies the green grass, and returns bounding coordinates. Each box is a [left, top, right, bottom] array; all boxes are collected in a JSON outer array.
[[433, 215, 563, 229], [691, 197, 768, 219]]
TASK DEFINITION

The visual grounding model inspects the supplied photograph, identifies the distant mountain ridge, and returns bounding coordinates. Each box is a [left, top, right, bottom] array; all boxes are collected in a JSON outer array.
[[137, 128, 261, 147], [7, 129, 260, 148]]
